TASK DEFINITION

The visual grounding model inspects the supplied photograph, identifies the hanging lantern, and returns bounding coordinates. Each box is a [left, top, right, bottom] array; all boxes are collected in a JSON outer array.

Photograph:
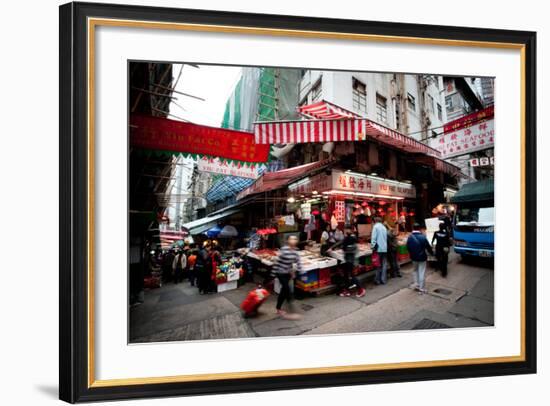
[[379, 200, 387, 206], [361, 201, 368, 207], [408, 211, 415, 217], [354, 202, 360, 209], [312, 209, 320, 216]]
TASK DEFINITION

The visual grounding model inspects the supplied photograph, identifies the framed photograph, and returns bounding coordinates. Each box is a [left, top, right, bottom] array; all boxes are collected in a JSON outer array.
[[59, 2, 537, 403]]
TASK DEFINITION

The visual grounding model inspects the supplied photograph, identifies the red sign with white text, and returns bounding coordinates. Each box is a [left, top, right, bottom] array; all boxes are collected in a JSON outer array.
[[443, 106, 494, 133]]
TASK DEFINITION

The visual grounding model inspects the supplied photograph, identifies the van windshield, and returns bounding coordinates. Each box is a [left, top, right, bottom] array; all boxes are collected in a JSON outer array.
[[456, 207, 495, 225]]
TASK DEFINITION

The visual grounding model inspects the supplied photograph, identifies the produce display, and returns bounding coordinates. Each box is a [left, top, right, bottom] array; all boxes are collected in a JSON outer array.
[[214, 257, 244, 285]]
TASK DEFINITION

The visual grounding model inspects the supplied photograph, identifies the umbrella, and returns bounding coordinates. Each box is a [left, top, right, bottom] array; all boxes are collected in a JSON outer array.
[[206, 225, 222, 238], [218, 225, 238, 238]]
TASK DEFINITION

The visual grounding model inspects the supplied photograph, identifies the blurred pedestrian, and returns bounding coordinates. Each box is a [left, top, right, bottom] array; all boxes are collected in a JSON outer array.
[[172, 249, 186, 284], [385, 222, 402, 278], [187, 248, 198, 286], [371, 217, 388, 285], [273, 235, 302, 318], [196, 243, 211, 294], [329, 227, 366, 297], [161, 249, 175, 283], [407, 223, 434, 294], [432, 222, 451, 277]]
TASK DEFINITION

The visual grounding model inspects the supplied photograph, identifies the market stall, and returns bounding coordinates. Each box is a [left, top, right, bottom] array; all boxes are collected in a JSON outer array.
[[214, 253, 246, 293]]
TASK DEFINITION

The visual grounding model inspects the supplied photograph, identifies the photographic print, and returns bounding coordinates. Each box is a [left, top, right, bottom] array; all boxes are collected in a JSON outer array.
[[59, 3, 535, 401], [128, 62, 496, 343]]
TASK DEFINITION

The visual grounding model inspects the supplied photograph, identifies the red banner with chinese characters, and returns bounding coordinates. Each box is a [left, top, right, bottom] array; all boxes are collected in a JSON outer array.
[[130, 115, 270, 163], [443, 106, 494, 133]]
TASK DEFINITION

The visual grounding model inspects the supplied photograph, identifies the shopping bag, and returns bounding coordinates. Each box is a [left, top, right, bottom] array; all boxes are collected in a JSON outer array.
[[371, 252, 381, 268]]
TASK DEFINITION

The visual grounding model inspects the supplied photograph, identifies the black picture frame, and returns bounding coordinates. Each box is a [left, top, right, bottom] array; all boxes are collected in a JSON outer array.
[[59, 2, 537, 403]]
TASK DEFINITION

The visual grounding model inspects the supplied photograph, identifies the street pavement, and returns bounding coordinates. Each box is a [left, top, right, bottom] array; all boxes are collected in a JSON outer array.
[[129, 252, 494, 343]]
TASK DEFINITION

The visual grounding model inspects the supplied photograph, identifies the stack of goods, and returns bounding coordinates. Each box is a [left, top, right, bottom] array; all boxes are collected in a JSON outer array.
[[298, 250, 338, 271], [215, 257, 244, 291], [295, 269, 319, 291]]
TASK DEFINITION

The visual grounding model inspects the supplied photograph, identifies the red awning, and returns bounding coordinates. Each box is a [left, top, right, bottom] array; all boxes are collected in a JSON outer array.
[[414, 155, 465, 177], [297, 100, 360, 120], [237, 159, 333, 200], [253, 117, 440, 157]]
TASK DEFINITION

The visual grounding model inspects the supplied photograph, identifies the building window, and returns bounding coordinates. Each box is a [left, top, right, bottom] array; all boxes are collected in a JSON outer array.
[[395, 101, 401, 130], [445, 95, 453, 110], [428, 94, 435, 113], [407, 93, 416, 111], [437, 103, 443, 121], [352, 77, 367, 114], [311, 79, 322, 102], [375, 94, 387, 123]]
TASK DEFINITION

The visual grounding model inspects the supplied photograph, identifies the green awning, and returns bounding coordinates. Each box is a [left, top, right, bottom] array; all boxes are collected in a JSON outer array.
[[451, 179, 494, 204]]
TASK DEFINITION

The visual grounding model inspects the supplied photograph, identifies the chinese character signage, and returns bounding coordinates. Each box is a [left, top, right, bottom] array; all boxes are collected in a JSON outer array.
[[443, 106, 494, 133], [334, 200, 346, 222], [130, 114, 270, 163], [470, 156, 494, 167], [331, 171, 416, 198], [429, 118, 494, 159], [288, 173, 332, 195], [197, 157, 263, 179]]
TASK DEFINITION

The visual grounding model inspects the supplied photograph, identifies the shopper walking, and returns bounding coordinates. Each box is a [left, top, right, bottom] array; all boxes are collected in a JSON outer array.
[[172, 249, 186, 284], [196, 244, 211, 294], [161, 249, 175, 283], [431, 222, 451, 277], [371, 217, 388, 285], [273, 235, 302, 318], [407, 223, 434, 294], [385, 222, 402, 278], [187, 248, 198, 286], [209, 244, 223, 292], [329, 227, 366, 297]]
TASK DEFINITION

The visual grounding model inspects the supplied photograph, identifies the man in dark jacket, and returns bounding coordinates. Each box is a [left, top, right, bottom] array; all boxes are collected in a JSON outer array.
[[406, 223, 434, 294], [431, 222, 451, 277]]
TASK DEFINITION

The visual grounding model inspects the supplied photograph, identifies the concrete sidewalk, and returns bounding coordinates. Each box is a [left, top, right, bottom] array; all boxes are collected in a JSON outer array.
[[130, 252, 494, 343]]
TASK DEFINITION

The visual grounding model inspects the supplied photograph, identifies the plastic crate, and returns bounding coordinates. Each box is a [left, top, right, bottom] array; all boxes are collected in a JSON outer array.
[[318, 268, 331, 280], [295, 280, 319, 291], [298, 270, 319, 284]]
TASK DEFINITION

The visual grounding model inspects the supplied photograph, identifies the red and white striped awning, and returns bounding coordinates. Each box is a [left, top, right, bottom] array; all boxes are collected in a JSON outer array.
[[297, 100, 361, 120], [159, 229, 188, 249], [253, 118, 440, 157]]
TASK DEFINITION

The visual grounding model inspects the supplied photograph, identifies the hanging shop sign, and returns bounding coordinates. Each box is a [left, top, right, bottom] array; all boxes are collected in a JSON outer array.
[[331, 171, 416, 199], [443, 106, 494, 133], [334, 200, 346, 222], [130, 114, 270, 163], [197, 157, 264, 179], [429, 118, 494, 159], [288, 173, 332, 195], [470, 156, 495, 167]]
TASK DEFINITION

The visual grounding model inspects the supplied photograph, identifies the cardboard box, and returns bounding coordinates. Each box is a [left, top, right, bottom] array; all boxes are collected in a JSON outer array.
[[217, 281, 238, 293]]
